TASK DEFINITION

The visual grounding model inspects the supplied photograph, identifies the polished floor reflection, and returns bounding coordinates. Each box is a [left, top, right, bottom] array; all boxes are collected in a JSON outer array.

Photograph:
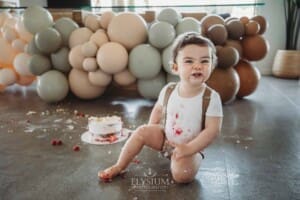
[[0, 76, 299, 200]]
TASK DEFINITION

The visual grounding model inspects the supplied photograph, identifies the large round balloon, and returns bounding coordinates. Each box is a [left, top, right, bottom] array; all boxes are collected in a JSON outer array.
[[69, 27, 93, 49], [53, 17, 79, 46], [13, 53, 32, 76], [34, 27, 62, 54], [29, 54, 51, 75], [88, 69, 112, 87], [107, 12, 148, 50], [241, 35, 269, 61], [226, 19, 245, 40], [90, 29, 109, 47], [234, 59, 261, 98], [217, 46, 239, 69], [207, 24, 228, 45], [206, 68, 240, 104], [37, 70, 69, 103], [200, 14, 225, 36], [0, 68, 17, 86], [162, 44, 174, 74], [129, 44, 161, 79], [51, 47, 72, 73], [137, 72, 166, 99], [157, 8, 181, 26], [113, 69, 136, 86], [21, 5, 53, 34], [68, 45, 85, 70], [148, 21, 176, 49], [176, 17, 200, 36], [97, 42, 128, 74], [68, 68, 105, 99]]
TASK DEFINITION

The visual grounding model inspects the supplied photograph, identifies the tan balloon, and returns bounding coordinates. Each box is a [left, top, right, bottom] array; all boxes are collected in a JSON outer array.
[[69, 27, 93, 49], [89, 29, 109, 47], [83, 57, 98, 72], [81, 41, 98, 57], [88, 69, 112, 87], [97, 42, 128, 74], [68, 45, 85, 70], [100, 11, 115, 29], [84, 14, 101, 32], [113, 69, 136, 86], [107, 12, 147, 50], [68, 68, 105, 99]]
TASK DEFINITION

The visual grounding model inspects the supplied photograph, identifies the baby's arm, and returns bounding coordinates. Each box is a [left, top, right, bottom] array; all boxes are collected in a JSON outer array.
[[148, 103, 163, 125], [172, 116, 222, 159]]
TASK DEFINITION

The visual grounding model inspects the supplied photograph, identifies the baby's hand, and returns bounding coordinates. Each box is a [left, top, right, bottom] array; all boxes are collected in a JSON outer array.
[[168, 141, 192, 160]]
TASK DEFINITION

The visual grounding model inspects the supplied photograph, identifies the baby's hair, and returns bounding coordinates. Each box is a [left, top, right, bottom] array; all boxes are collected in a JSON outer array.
[[171, 32, 217, 67]]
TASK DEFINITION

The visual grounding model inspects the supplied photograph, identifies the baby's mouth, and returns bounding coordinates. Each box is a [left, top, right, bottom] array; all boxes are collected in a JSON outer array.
[[191, 72, 202, 78]]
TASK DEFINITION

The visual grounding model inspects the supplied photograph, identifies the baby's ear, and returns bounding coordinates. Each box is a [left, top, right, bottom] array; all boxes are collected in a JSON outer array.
[[171, 63, 179, 74]]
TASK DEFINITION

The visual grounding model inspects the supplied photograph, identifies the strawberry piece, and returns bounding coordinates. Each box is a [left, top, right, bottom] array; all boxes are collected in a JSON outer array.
[[57, 140, 63, 145], [108, 135, 118, 143], [51, 139, 57, 146], [73, 145, 80, 151]]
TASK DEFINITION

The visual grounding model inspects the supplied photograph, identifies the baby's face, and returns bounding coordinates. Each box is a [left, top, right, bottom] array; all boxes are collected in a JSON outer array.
[[173, 44, 213, 86]]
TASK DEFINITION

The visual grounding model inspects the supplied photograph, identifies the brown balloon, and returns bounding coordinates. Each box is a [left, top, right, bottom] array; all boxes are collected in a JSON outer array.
[[241, 35, 269, 61], [251, 15, 268, 35], [217, 46, 239, 69], [234, 59, 261, 98], [206, 68, 240, 104]]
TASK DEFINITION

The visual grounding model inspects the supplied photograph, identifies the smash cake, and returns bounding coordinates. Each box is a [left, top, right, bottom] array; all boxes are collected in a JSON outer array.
[[81, 115, 130, 145]]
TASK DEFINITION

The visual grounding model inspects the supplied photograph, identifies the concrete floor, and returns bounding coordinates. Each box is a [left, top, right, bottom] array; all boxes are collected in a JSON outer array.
[[0, 76, 299, 200]]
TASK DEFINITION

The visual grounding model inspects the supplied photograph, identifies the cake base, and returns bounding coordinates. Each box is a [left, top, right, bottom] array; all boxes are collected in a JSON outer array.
[[81, 128, 131, 145]]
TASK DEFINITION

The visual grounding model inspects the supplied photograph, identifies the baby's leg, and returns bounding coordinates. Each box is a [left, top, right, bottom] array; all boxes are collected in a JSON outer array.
[[170, 153, 202, 183], [99, 124, 164, 179]]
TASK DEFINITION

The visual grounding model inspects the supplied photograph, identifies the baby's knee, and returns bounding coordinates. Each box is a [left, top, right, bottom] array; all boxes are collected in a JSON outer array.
[[172, 169, 196, 184], [132, 125, 149, 140]]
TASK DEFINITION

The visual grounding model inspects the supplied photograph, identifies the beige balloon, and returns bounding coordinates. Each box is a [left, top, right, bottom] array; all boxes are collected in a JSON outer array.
[[100, 11, 115, 29], [81, 41, 98, 57], [69, 27, 93, 49], [68, 68, 106, 99], [68, 45, 85, 70], [113, 69, 136, 86], [96, 42, 128, 74], [0, 68, 17, 86], [88, 69, 112, 87], [89, 29, 109, 47], [13, 53, 33, 76], [107, 12, 147, 50], [83, 57, 98, 72], [84, 14, 101, 32], [12, 39, 26, 52]]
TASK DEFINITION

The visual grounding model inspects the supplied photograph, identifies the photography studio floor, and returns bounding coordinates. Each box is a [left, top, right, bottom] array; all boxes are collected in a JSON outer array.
[[0, 76, 299, 200]]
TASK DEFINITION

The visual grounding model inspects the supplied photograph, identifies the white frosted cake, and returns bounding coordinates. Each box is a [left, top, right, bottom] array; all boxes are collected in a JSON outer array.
[[88, 116, 122, 136]]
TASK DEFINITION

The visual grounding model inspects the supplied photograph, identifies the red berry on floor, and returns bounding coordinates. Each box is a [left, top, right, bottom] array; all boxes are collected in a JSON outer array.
[[57, 140, 63, 145], [73, 145, 80, 151], [51, 139, 57, 146]]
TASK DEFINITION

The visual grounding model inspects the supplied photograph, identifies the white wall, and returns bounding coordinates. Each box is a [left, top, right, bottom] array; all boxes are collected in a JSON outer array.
[[255, 0, 285, 75]]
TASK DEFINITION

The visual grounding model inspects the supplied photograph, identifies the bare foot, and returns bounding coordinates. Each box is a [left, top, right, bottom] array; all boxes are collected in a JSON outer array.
[[98, 165, 123, 182]]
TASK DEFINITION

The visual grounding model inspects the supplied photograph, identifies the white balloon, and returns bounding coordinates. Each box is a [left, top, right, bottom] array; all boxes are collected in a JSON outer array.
[[0, 68, 17, 86], [13, 53, 33, 76]]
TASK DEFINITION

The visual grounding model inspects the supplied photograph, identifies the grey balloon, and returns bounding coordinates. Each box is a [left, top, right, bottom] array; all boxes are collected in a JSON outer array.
[[51, 47, 72, 73], [26, 39, 43, 55], [29, 54, 51, 75], [21, 5, 53, 34], [137, 71, 166, 99], [37, 70, 69, 103], [148, 21, 176, 49], [54, 17, 79, 46], [157, 8, 182, 26], [129, 44, 161, 79], [35, 27, 62, 54], [162, 44, 174, 74]]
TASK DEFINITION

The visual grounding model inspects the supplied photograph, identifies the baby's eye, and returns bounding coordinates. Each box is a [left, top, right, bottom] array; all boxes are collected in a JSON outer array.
[[201, 59, 210, 64], [184, 59, 194, 63]]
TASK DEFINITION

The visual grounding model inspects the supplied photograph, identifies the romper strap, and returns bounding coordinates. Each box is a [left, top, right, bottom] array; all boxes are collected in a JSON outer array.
[[161, 83, 176, 127], [201, 86, 212, 130]]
